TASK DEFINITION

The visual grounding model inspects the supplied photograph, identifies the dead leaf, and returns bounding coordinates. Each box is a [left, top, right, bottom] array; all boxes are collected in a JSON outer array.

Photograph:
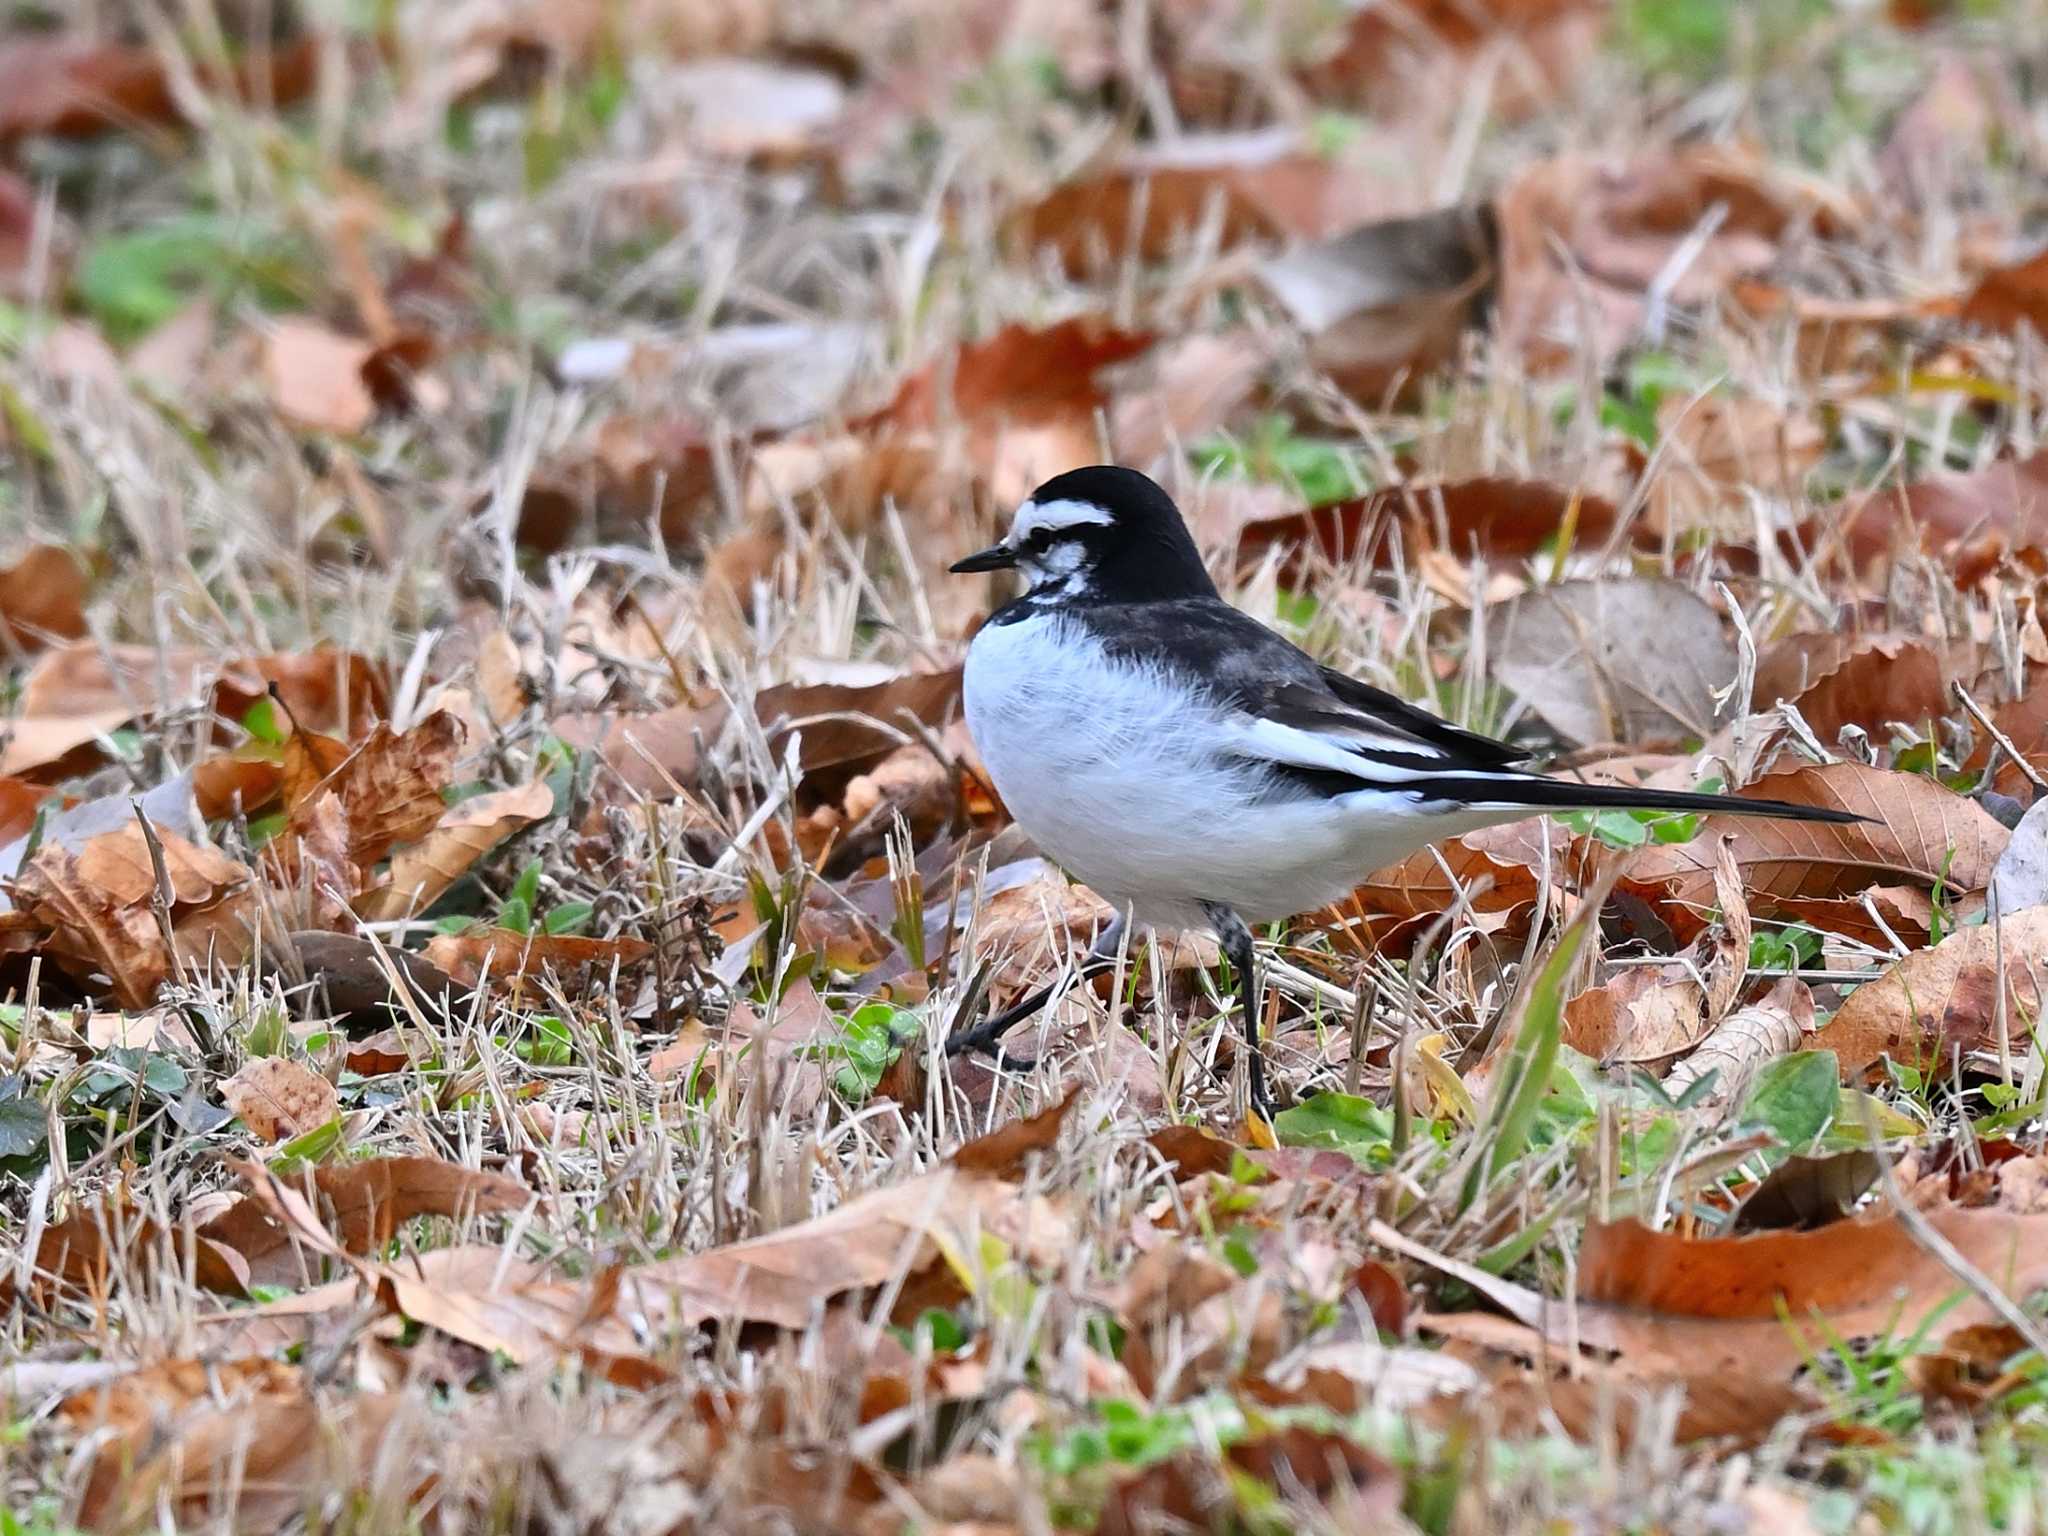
[[281, 710, 465, 876], [1568, 1202, 2048, 1377], [422, 928, 652, 989], [11, 821, 250, 1006], [1498, 147, 1850, 367], [260, 317, 378, 435], [1648, 394, 1825, 540], [1235, 476, 1627, 580], [358, 779, 553, 921], [1959, 243, 2048, 339], [1810, 907, 2048, 1080], [1008, 127, 1398, 277], [876, 316, 1154, 506], [1753, 632, 1951, 747], [1258, 204, 1497, 402], [76, 1376, 405, 1533], [1097, 1425, 1400, 1536], [1622, 763, 2009, 934], [223, 1056, 339, 1143], [1661, 977, 1817, 1105], [0, 545, 87, 652], [623, 1091, 1079, 1331], [0, 29, 325, 145], [1490, 578, 1736, 746], [1339, 818, 1563, 939], [1564, 965, 1707, 1066]]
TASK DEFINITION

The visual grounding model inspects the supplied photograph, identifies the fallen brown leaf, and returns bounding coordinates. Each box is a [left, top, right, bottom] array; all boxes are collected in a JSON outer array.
[[1810, 906, 2048, 1081], [260, 316, 378, 434], [222, 1056, 340, 1143], [422, 928, 652, 989], [1007, 127, 1395, 278], [1621, 762, 2008, 936], [0, 545, 87, 652], [1753, 632, 1952, 747], [358, 779, 554, 921], [1489, 578, 1736, 746], [0, 29, 325, 145], [11, 821, 250, 1006]]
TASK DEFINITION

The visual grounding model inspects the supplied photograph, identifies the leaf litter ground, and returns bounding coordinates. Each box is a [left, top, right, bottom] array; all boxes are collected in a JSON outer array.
[[6, 1, 2048, 1532]]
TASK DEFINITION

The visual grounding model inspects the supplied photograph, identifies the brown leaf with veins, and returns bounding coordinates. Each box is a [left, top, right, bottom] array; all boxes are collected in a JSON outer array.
[[222, 1056, 339, 1143], [1810, 906, 2048, 1081], [1620, 762, 2008, 936], [280, 711, 465, 878], [1567, 1202, 2048, 1377], [12, 822, 250, 1006], [1753, 632, 1952, 746], [621, 1090, 1079, 1332], [1235, 477, 1628, 583], [1338, 819, 1564, 941], [0, 30, 325, 145], [75, 1374, 405, 1533], [358, 779, 554, 921], [1563, 965, 1707, 1066]]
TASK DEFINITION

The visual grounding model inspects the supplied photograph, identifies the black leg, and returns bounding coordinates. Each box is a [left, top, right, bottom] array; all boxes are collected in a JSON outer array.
[[945, 911, 1129, 1060], [1201, 901, 1272, 1120]]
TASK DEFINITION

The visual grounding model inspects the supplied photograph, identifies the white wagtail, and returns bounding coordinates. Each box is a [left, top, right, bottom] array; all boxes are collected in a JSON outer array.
[[943, 465, 1861, 1117]]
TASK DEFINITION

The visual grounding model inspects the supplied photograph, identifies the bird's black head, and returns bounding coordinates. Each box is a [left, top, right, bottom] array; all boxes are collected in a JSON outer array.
[[949, 466, 1216, 606]]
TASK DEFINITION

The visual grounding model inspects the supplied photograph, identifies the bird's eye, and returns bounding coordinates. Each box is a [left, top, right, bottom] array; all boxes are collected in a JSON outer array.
[[1022, 528, 1055, 554]]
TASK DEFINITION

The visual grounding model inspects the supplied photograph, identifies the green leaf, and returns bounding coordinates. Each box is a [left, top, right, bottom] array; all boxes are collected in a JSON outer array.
[[497, 896, 532, 936], [816, 1002, 922, 1101], [1740, 1050, 1841, 1149], [241, 695, 286, 746], [0, 1092, 45, 1160], [1463, 905, 1591, 1209], [543, 901, 593, 936], [268, 1115, 346, 1173], [509, 858, 543, 910], [1272, 1091, 1394, 1164]]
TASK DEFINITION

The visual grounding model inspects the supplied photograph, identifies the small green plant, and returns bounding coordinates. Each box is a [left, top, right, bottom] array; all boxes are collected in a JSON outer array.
[[813, 1002, 923, 1100], [1561, 802, 1703, 849], [1192, 416, 1369, 506], [1751, 922, 1824, 972]]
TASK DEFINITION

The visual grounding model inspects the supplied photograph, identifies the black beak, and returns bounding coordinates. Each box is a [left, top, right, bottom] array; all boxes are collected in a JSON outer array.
[[949, 544, 1017, 575]]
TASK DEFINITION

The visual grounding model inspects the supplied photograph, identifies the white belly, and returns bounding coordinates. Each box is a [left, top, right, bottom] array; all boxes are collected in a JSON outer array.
[[962, 613, 1519, 929]]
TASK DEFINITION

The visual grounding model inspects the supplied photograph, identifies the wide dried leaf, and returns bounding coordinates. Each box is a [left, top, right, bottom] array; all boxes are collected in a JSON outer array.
[[282, 711, 465, 875], [422, 928, 653, 988], [1753, 632, 1951, 745], [624, 1092, 1078, 1330], [222, 1057, 339, 1144], [1621, 762, 2008, 930], [1811, 906, 2048, 1080], [1569, 1202, 2048, 1375], [1006, 128, 1393, 277], [1563, 965, 1707, 1066], [12, 821, 249, 1006], [358, 779, 554, 921], [1235, 476, 1628, 578], [1489, 578, 1735, 746], [0, 545, 87, 651]]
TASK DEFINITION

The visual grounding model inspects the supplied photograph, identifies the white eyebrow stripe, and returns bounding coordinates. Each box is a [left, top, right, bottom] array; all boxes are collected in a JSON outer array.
[[1010, 497, 1114, 543]]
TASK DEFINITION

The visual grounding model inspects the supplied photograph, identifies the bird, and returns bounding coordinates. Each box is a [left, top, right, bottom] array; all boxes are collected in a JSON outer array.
[[943, 464, 1863, 1119]]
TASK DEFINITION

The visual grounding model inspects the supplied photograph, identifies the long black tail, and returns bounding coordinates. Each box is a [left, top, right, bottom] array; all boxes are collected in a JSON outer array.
[[1445, 771, 1868, 824]]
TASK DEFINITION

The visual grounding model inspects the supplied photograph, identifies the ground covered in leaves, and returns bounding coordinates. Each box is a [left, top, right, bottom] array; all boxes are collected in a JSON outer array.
[[6, 0, 2048, 1532]]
